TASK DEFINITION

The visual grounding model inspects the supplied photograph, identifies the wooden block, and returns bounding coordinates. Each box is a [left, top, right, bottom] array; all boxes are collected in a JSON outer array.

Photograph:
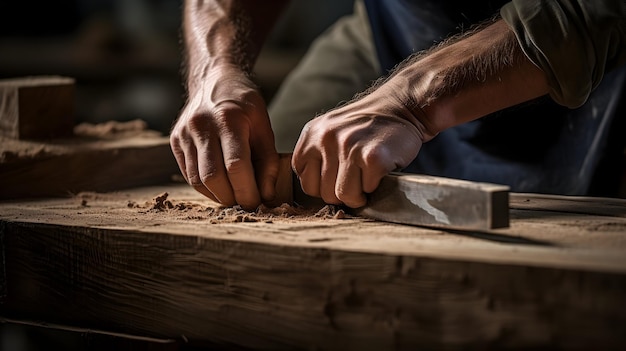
[[354, 172, 510, 230], [0, 76, 75, 139]]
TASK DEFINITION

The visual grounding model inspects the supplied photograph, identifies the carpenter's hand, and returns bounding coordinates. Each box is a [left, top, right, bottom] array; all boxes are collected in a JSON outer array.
[[292, 86, 430, 208], [170, 66, 279, 210]]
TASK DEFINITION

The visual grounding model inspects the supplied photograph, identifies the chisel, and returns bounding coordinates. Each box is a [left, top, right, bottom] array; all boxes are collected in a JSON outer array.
[[273, 154, 510, 231]]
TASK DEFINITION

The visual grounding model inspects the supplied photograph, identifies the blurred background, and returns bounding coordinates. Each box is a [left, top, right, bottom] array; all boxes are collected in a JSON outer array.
[[0, 0, 354, 134], [0, 1, 353, 350]]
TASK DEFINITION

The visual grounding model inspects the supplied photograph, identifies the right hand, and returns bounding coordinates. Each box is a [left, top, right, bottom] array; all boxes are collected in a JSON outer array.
[[170, 65, 279, 210], [292, 82, 429, 208]]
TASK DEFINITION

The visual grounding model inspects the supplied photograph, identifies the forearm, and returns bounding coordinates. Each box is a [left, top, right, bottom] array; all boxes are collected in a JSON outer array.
[[182, 0, 289, 94], [386, 18, 549, 138]]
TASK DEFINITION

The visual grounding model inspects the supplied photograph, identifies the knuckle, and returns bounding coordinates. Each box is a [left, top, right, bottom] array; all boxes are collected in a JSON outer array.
[[169, 125, 189, 145], [169, 129, 180, 142], [186, 113, 210, 131], [199, 162, 220, 185], [169, 137, 183, 154], [213, 108, 252, 134], [187, 173, 202, 186], [337, 127, 360, 147], [362, 146, 392, 170], [224, 158, 247, 174], [301, 120, 315, 134], [200, 171, 218, 185], [319, 128, 338, 146]]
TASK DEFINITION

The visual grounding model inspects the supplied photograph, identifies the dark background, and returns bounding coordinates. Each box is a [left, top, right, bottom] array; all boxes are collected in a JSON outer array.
[[0, 0, 354, 134]]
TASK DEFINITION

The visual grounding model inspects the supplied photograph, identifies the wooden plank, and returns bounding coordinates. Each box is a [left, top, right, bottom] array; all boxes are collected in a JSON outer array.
[[354, 172, 510, 230], [0, 76, 75, 139], [1, 184, 626, 350], [0, 132, 181, 200]]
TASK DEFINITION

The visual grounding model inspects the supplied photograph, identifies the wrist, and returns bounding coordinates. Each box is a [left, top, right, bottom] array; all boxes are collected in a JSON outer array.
[[377, 63, 443, 142], [186, 60, 253, 97]]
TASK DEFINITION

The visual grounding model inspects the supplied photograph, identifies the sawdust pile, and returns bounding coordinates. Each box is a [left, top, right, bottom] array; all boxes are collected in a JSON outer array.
[[127, 192, 348, 223], [73, 119, 161, 139], [0, 142, 49, 162], [1, 119, 162, 163]]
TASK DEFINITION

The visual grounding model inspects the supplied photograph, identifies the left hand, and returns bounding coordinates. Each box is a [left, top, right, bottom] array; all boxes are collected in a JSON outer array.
[[292, 87, 428, 208]]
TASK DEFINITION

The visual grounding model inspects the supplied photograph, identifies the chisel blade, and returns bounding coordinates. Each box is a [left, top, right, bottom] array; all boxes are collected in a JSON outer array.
[[352, 172, 510, 230]]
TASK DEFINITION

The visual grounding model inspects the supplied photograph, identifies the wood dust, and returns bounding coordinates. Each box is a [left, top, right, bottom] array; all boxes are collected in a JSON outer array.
[[0, 138, 53, 162], [0, 119, 161, 163], [73, 119, 161, 139], [127, 192, 349, 224]]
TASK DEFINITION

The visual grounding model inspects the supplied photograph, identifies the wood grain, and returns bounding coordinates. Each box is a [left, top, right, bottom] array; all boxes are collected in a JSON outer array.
[[1, 184, 626, 350], [0, 135, 181, 199]]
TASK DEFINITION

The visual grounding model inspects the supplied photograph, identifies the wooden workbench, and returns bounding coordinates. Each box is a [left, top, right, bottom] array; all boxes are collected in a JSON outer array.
[[1, 183, 626, 350]]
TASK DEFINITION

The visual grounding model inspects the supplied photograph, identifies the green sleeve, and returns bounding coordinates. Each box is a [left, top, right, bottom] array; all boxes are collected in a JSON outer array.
[[501, 0, 626, 108]]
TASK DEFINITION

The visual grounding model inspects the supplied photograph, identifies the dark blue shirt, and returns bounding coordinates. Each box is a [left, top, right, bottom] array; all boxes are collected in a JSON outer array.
[[363, 0, 509, 72]]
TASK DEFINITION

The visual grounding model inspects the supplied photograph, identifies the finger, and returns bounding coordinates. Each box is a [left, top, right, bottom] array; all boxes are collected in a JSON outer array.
[[221, 128, 261, 210], [253, 151, 279, 203], [169, 135, 188, 182], [171, 130, 218, 202], [297, 159, 322, 197], [362, 176, 385, 194], [320, 155, 341, 205], [361, 170, 387, 195], [336, 162, 366, 208], [180, 138, 220, 203], [249, 110, 279, 202], [292, 133, 322, 198], [291, 121, 312, 177], [195, 135, 236, 206], [185, 117, 235, 205]]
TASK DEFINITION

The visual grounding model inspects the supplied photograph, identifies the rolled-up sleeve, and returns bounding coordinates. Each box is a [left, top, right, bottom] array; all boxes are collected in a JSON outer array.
[[501, 0, 626, 108]]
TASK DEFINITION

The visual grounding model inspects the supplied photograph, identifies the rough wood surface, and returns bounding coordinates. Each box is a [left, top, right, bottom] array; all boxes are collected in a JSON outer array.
[[0, 127, 181, 200], [0, 76, 75, 139], [1, 184, 626, 350]]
